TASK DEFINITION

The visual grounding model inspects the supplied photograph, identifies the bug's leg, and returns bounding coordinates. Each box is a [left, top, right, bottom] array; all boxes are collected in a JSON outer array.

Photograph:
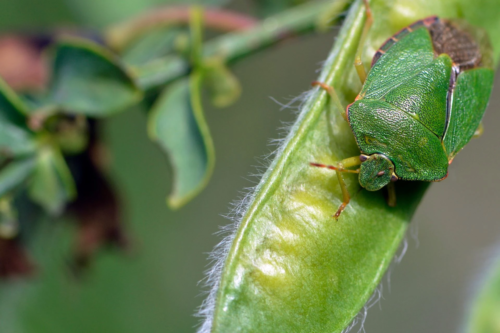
[[473, 122, 484, 138], [354, 0, 373, 85], [310, 156, 361, 219], [333, 168, 351, 219], [311, 81, 347, 120], [309, 156, 362, 174], [387, 182, 396, 207]]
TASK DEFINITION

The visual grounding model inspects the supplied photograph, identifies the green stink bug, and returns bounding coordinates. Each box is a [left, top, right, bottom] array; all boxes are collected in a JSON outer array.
[[311, 3, 495, 219]]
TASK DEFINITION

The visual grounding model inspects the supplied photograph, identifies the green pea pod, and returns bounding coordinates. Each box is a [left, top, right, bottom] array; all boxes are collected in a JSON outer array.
[[468, 255, 500, 333], [200, 0, 500, 332]]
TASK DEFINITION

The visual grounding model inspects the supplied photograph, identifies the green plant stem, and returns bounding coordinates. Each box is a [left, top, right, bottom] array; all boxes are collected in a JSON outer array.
[[202, 0, 351, 62], [190, 6, 204, 68], [106, 6, 258, 51], [132, 0, 352, 91]]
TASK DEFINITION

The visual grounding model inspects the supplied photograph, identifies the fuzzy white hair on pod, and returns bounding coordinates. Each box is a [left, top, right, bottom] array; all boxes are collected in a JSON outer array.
[[195, 88, 314, 333]]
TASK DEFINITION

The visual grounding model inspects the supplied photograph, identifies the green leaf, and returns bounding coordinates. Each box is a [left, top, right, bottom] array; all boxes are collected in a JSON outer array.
[[49, 38, 143, 117], [0, 78, 36, 157], [204, 0, 500, 331], [145, 7, 214, 209], [134, 55, 188, 90], [0, 119, 36, 158], [121, 27, 186, 67], [202, 59, 241, 108], [28, 146, 76, 215], [0, 157, 36, 197], [468, 256, 500, 333], [121, 27, 190, 91], [148, 74, 214, 209], [0, 77, 29, 126]]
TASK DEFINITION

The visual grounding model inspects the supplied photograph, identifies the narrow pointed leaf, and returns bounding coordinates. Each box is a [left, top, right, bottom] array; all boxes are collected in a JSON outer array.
[[0, 78, 36, 157], [28, 147, 76, 215], [0, 119, 36, 158], [49, 39, 143, 116], [148, 74, 215, 209], [204, 0, 500, 332], [0, 157, 36, 197], [0, 78, 29, 126]]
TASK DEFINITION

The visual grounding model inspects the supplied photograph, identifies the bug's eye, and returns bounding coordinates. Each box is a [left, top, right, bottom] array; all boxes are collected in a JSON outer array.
[[390, 174, 398, 182], [359, 154, 369, 162]]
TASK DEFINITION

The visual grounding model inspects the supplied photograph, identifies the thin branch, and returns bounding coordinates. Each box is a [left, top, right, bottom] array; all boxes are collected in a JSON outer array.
[[106, 6, 258, 51], [133, 0, 352, 91]]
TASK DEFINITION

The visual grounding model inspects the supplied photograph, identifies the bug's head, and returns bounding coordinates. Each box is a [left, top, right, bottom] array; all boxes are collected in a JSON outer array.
[[359, 154, 397, 191]]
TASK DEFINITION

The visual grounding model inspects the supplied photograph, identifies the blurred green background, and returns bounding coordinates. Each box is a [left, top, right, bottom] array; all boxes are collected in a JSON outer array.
[[0, 0, 499, 332]]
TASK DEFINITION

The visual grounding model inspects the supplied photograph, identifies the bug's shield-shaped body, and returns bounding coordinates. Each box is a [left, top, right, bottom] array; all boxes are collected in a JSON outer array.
[[347, 17, 494, 183]]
